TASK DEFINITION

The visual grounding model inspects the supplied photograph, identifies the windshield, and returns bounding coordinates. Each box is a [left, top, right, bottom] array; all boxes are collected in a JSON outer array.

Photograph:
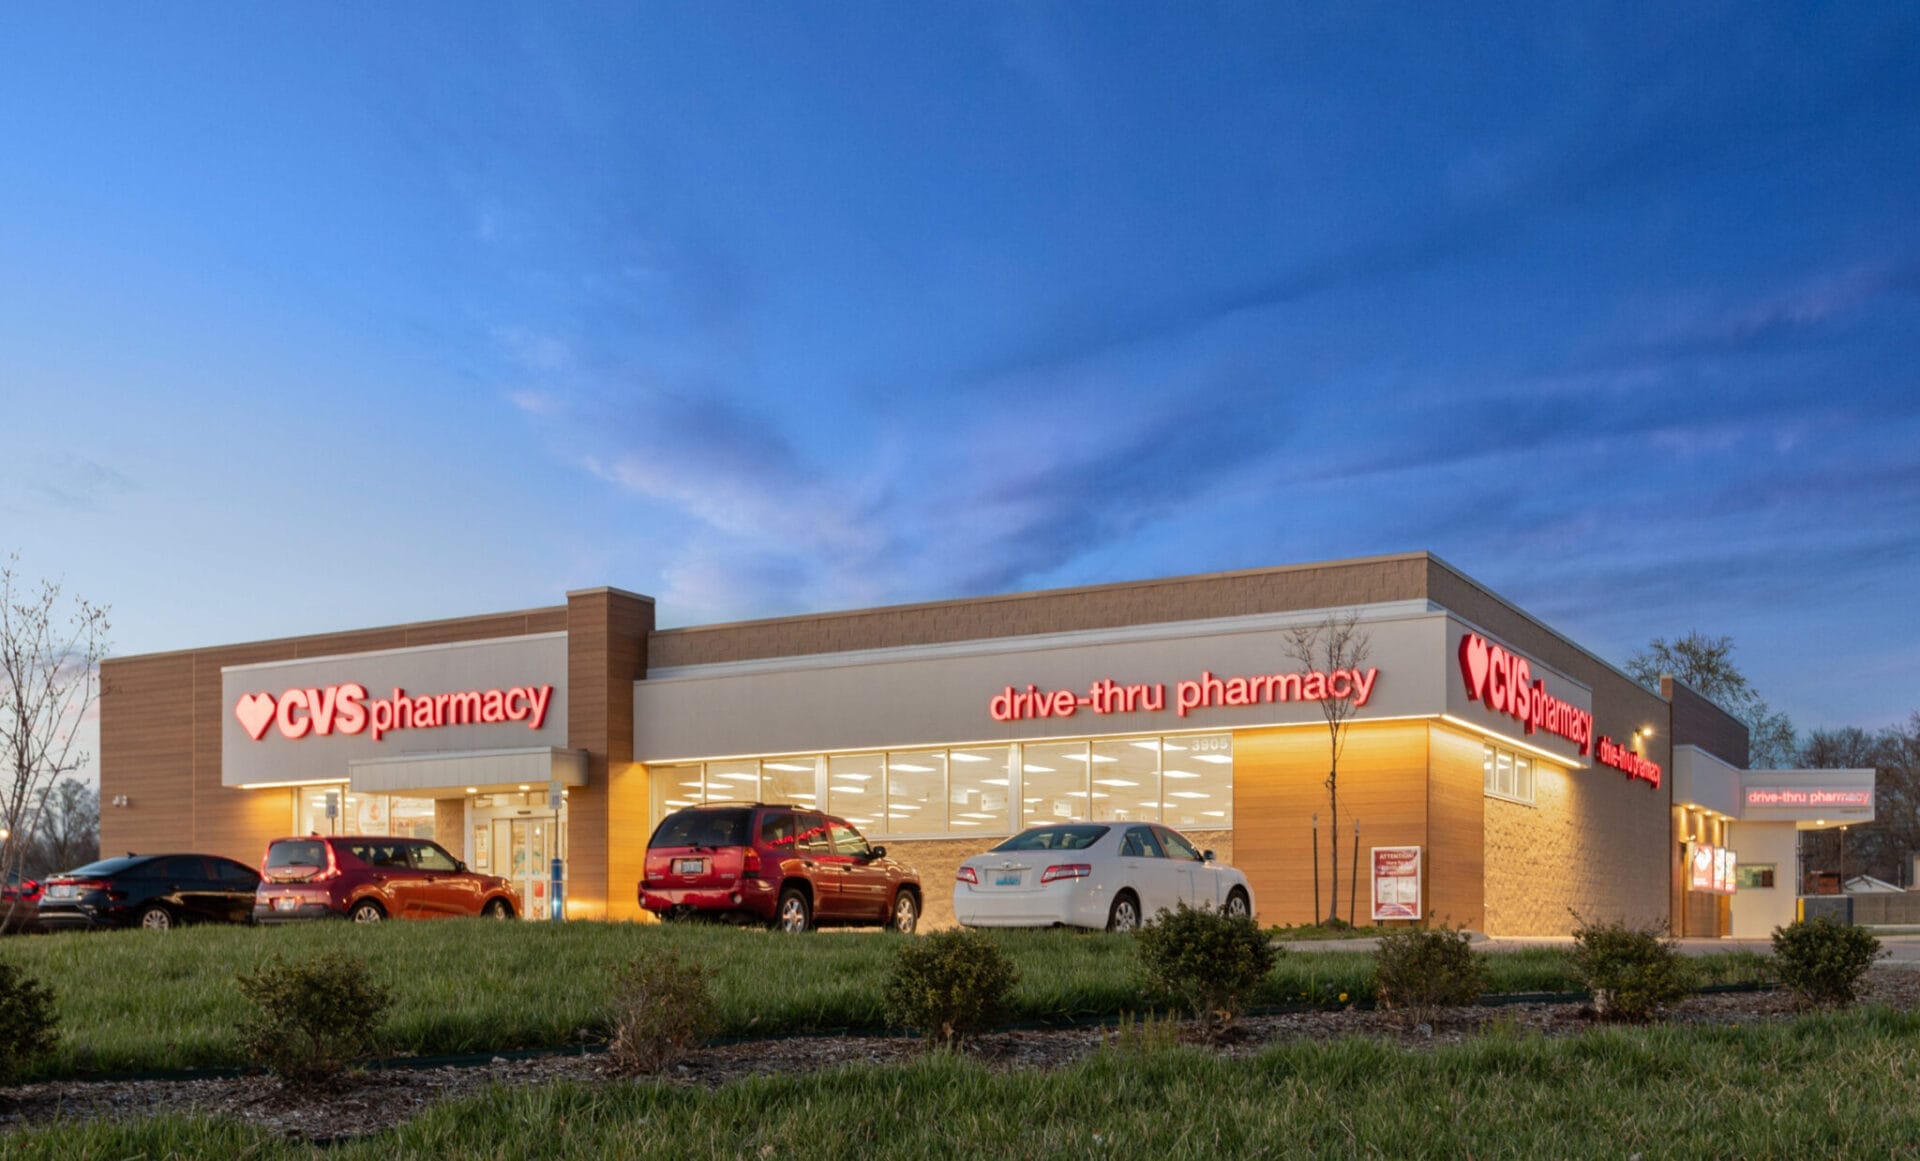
[[649, 808, 752, 850], [991, 825, 1110, 852]]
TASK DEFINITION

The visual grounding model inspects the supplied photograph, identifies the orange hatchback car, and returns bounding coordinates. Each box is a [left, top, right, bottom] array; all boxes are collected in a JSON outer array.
[[254, 835, 519, 923]]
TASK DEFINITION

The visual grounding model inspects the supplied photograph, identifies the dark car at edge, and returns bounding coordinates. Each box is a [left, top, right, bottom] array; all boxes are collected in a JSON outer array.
[[36, 854, 261, 931]]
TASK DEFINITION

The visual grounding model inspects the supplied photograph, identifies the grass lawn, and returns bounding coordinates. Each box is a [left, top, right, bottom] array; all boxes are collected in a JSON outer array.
[[8, 1009, 1920, 1158], [0, 919, 1770, 1080]]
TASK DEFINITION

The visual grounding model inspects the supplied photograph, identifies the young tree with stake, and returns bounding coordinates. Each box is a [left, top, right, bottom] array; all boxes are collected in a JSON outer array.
[[1284, 612, 1371, 926]]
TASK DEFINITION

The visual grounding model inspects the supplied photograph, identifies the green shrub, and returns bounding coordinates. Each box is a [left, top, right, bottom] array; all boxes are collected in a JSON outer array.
[[1567, 916, 1693, 1022], [1371, 923, 1486, 1022], [0, 960, 58, 1085], [605, 947, 719, 1074], [1135, 902, 1278, 1041], [883, 930, 1019, 1049], [234, 952, 392, 1085], [1771, 917, 1884, 1007]]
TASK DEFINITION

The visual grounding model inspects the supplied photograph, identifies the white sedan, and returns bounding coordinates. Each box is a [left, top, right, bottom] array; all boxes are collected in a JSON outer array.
[[954, 822, 1255, 932]]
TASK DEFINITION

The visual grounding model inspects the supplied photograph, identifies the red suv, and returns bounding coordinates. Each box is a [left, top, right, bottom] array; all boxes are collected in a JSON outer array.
[[255, 835, 519, 923], [641, 804, 921, 933]]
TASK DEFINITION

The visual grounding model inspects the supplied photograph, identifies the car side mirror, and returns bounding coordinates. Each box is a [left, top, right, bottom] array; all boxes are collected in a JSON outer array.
[[1202, 850, 1216, 863], [868, 845, 886, 860], [456, 861, 468, 873]]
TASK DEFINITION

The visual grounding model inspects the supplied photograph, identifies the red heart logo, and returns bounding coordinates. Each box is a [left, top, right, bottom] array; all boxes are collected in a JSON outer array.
[[1459, 634, 1489, 701], [235, 692, 277, 741]]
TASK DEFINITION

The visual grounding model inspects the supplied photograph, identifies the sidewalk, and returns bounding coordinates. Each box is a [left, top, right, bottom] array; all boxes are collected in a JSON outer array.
[[1275, 930, 1920, 964]]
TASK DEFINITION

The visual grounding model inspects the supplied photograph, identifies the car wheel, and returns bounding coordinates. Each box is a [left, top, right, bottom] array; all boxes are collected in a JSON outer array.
[[1106, 891, 1141, 933], [890, 890, 919, 934], [483, 898, 514, 920], [350, 900, 386, 924], [137, 905, 175, 932], [1224, 887, 1251, 921], [776, 888, 812, 934]]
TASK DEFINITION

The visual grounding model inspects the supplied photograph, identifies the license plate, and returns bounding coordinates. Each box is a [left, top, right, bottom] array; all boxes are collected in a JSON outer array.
[[273, 896, 299, 912], [672, 858, 706, 875], [994, 872, 1022, 887], [48, 885, 73, 900]]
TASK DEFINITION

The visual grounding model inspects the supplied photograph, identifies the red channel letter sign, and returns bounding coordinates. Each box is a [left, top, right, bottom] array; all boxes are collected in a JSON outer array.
[[989, 668, 1380, 722], [1458, 633, 1593, 755], [234, 684, 554, 743], [1594, 735, 1662, 789]]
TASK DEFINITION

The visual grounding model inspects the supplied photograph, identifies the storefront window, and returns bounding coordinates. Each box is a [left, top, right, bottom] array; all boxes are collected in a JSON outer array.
[[828, 753, 884, 828], [1091, 737, 1160, 823], [1165, 733, 1232, 829], [886, 750, 947, 833], [646, 733, 1234, 839], [1022, 741, 1091, 828], [294, 786, 346, 836], [702, 760, 760, 804], [761, 758, 820, 806], [949, 745, 1013, 832], [389, 796, 436, 839]]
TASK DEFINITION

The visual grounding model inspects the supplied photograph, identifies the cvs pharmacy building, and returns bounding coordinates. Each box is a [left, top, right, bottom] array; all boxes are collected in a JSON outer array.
[[100, 553, 1861, 934]]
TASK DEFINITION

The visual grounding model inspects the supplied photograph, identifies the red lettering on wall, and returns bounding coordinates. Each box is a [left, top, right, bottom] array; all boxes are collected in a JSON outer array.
[[1458, 633, 1593, 755], [234, 683, 555, 743], [1594, 736, 1662, 789], [988, 667, 1380, 723]]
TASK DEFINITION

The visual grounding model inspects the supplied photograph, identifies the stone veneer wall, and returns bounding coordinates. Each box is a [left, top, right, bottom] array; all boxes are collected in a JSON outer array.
[[1482, 757, 1672, 935], [891, 829, 1235, 931]]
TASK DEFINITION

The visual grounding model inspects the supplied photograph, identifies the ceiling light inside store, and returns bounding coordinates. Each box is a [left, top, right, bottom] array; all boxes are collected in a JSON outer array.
[[790, 792, 816, 800], [1203, 810, 1226, 817], [952, 819, 979, 826], [1170, 791, 1209, 799], [888, 803, 921, 812], [1023, 765, 1055, 774], [950, 752, 991, 763], [959, 812, 997, 819], [1163, 770, 1199, 779], [465, 787, 478, 794], [518, 784, 531, 791], [1193, 755, 1232, 764], [982, 778, 1010, 787], [1130, 741, 1161, 751], [764, 763, 812, 772], [1093, 779, 1138, 787], [890, 763, 935, 773], [717, 772, 758, 782], [835, 772, 874, 782]]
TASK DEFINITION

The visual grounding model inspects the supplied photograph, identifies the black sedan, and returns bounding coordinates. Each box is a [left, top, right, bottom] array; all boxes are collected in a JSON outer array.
[[37, 854, 261, 932]]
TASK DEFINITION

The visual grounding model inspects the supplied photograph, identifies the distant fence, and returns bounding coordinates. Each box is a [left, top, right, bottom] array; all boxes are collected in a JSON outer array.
[[1851, 893, 1920, 925]]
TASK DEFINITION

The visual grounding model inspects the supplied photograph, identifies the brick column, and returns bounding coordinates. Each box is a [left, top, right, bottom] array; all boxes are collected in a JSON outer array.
[[565, 587, 654, 919]]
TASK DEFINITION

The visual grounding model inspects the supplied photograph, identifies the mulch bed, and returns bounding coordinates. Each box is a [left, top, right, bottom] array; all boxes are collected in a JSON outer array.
[[6, 968, 1920, 1144]]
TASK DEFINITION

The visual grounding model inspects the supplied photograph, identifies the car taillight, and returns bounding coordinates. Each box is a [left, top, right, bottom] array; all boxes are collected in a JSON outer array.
[[1040, 864, 1092, 884], [742, 848, 762, 876], [59, 879, 111, 893], [956, 867, 978, 884]]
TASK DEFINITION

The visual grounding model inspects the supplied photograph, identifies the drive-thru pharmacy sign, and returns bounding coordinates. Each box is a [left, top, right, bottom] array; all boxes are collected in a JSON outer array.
[[989, 667, 1381, 722], [233, 683, 555, 742]]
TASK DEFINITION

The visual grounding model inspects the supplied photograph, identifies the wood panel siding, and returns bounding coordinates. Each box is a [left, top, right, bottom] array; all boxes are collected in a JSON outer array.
[[99, 654, 196, 859], [1426, 725, 1487, 929], [1232, 721, 1432, 928]]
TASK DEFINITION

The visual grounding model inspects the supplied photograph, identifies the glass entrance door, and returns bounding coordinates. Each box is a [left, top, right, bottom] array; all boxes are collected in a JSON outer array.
[[493, 817, 562, 920]]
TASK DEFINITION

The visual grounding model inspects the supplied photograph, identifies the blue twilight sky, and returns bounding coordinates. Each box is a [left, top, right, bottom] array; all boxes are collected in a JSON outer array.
[[1, 5, 1917, 739]]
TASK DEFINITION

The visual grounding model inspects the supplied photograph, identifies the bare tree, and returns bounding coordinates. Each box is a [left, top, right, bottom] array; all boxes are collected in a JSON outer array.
[[1625, 630, 1796, 768], [1283, 612, 1371, 925], [30, 777, 100, 876], [1, 556, 110, 930]]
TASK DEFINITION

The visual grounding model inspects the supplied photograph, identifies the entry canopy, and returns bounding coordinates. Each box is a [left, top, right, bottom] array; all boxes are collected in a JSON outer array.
[[347, 747, 588, 795]]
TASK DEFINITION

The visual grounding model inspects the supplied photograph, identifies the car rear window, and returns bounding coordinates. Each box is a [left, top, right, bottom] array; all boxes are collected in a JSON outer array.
[[60, 857, 147, 878], [649, 808, 751, 850], [265, 840, 328, 869], [992, 825, 1110, 852]]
